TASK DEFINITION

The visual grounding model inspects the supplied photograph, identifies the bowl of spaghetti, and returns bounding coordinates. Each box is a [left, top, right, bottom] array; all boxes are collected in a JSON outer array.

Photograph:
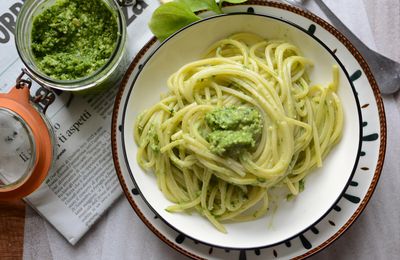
[[115, 13, 361, 249]]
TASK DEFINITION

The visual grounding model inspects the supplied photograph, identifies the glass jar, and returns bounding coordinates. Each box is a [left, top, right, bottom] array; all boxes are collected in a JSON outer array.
[[0, 77, 56, 200], [15, 0, 128, 93]]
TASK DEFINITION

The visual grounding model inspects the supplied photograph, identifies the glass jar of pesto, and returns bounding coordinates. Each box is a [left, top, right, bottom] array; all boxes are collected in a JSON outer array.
[[15, 0, 128, 93]]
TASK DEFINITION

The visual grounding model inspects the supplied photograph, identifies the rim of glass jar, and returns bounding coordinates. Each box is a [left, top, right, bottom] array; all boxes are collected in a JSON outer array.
[[15, 0, 127, 92]]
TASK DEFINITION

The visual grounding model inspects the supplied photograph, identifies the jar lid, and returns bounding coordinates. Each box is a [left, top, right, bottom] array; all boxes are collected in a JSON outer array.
[[0, 86, 53, 200]]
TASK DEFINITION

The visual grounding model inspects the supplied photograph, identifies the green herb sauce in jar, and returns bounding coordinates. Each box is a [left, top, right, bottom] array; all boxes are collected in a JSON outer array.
[[31, 0, 118, 80]]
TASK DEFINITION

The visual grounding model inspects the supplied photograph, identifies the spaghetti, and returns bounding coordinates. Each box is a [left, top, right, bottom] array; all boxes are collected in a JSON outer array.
[[134, 33, 343, 233]]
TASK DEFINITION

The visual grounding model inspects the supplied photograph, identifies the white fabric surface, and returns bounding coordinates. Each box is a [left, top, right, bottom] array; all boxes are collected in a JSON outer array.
[[23, 0, 400, 259]]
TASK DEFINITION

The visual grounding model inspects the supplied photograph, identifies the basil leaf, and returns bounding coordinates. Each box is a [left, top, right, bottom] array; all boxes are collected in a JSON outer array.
[[202, 0, 223, 14], [148, 1, 201, 42], [149, 0, 247, 41], [177, 0, 210, 12]]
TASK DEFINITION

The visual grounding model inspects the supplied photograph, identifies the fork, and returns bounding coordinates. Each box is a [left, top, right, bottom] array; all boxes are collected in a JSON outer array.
[[283, 0, 400, 95]]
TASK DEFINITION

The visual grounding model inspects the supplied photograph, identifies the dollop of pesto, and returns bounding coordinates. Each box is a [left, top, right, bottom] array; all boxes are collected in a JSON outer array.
[[205, 107, 262, 156], [31, 0, 118, 80]]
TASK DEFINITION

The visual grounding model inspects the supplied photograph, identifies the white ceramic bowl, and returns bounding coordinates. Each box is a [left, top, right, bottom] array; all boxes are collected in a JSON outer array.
[[119, 13, 361, 249]]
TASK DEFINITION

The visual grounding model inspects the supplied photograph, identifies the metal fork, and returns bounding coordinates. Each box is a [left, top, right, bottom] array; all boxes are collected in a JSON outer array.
[[283, 0, 400, 95]]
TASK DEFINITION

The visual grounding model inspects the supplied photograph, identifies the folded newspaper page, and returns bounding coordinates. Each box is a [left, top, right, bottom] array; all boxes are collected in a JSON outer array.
[[0, 0, 160, 245]]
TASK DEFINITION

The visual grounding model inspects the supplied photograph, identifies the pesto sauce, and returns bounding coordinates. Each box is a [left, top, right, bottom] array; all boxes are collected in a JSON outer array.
[[31, 0, 118, 80], [205, 107, 262, 156], [148, 124, 160, 152]]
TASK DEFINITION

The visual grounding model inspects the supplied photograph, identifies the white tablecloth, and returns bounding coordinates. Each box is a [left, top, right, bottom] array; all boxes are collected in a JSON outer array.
[[22, 0, 400, 259]]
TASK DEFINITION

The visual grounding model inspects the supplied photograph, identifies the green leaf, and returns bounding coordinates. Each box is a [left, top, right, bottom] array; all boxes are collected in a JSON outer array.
[[149, 0, 247, 41], [202, 0, 223, 14], [177, 0, 211, 12], [179, 0, 223, 14], [148, 1, 201, 41]]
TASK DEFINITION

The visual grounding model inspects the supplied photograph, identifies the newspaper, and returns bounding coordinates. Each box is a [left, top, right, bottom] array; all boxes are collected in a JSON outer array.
[[0, 0, 160, 245]]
